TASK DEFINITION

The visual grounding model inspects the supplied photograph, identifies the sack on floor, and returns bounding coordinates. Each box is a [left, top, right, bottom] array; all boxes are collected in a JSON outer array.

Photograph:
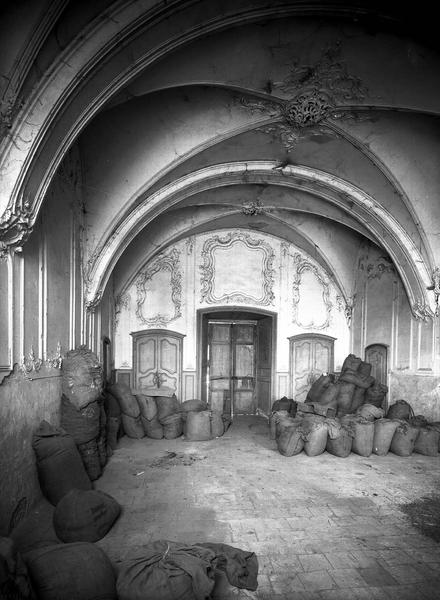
[[184, 411, 211, 441], [350, 386, 366, 413], [179, 400, 208, 417], [161, 413, 183, 439], [97, 404, 108, 467], [414, 427, 439, 456], [116, 540, 217, 600], [271, 397, 295, 413], [269, 410, 289, 440], [108, 383, 140, 418], [386, 400, 414, 421], [335, 382, 356, 417], [277, 424, 304, 456], [25, 542, 116, 600], [300, 416, 328, 457], [156, 395, 180, 423], [196, 542, 258, 591], [135, 394, 158, 421], [53, 489, 121, 543], [107, 415, 122, 450], [305, 375, 333, 403], [318, 383, 339, 408], [60, 395, 100, 444], [390, 421, 420, 456], [357, 361, 372, 377], [0, 536, 36, 600], [121, 414, 145, 439], [356, 404, 384, 421], [339, 369, 375, 389], [341, 354, 362, 372], [275, 415, 302, 440], [326, 424, 353, 457], [77, 439, 102, 481], [350, 417, 375, 457], [409, 415, 430, 428], [104, 390, 122, 417], [32, 421, 92, 505], [142, 416, 164, 439], [365, 382, 388, 408], [372, 419, 400, 455]]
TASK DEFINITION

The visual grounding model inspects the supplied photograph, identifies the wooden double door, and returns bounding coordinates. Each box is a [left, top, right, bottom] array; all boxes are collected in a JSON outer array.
[[201, 314, 273, 416], [131, 329, 184, 397], [289, 334, 335, 402]]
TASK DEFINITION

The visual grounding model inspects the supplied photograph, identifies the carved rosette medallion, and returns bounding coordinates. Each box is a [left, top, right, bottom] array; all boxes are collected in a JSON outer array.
[[200, 232, 275, 305], [135, 249, 182, 326], [292, 254, 332, 329]]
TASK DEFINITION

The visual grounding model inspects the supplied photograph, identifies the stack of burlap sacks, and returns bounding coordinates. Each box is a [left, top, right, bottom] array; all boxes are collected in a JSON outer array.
[[103, 383, 231, 442], [271, 353, 440, 458]]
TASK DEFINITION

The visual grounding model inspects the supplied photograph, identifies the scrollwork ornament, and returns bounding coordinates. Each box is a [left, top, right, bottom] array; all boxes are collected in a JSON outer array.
[[427, 267, 440, 317], [336, 294, 356, 326], [292, 256, 333, 329], [412, 300, 434, 322]]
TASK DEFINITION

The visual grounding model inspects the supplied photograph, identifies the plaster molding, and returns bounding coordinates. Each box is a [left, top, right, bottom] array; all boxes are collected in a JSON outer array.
[[427, 266, 440, 317], [83, 162, 434, 317], [242, 198, 264, 215], [412, 300, 435, 322], [186, 236, 195, 255], [114, 292, 130, 331], [135, 248, 182, 326], [20, 342, 63, 376], [292, 253, 332, 329], [336, 294, 356, 326], [200, 231, 275, 305], [0, 200, 33, 255], [359, 255, 396, 280]]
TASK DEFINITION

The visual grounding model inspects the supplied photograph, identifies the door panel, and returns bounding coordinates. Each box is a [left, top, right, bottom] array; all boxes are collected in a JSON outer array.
[[206, 320, 257, 416], [132, 330, 183, 397], [290, 335, 334, 402], [256, 316, 273, 414], [365, 344, 388, 385]]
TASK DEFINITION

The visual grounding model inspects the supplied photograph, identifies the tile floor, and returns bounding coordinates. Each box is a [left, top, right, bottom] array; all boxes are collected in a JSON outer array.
[[94, 415, 440, 599]]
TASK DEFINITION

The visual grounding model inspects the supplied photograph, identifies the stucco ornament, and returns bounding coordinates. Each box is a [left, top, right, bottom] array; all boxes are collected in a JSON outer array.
[[292, 253, 333, 329], [61, 346, 103, 409], [0, 201, 33, 259], [239, 40, 366, 150], [336, 294, 356, 326], [427, 267, 440, 316]]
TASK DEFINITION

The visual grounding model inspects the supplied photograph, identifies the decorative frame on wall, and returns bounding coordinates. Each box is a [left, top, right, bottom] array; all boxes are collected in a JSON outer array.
[[292, 253, 332, 329], [135, 248, 182, 327], [200, 231, 275, 305]]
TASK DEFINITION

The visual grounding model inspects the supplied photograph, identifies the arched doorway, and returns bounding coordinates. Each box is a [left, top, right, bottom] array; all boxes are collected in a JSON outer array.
[[198, 308, 276, 417]]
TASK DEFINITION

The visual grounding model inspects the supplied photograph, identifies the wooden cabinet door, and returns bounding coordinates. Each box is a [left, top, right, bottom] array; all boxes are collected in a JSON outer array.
[[132, 329, 184, 398], [289, 334, 335, 402]]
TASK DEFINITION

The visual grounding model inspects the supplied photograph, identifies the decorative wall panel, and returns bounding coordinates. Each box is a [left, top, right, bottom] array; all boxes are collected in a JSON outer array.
[[292, 253, 332, 329], [135, 249, 182, 327], [200, 232, 275, 305]]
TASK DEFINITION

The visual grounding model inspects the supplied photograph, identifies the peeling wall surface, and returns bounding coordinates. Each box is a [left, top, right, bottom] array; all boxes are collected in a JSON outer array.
[[0, 1, 440, 533]]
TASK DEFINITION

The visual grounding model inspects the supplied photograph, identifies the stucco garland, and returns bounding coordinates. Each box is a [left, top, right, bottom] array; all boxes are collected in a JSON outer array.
[[83, 161, 434, 320]]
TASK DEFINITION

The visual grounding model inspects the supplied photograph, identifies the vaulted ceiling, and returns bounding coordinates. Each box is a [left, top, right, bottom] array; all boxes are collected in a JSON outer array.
[[1, 1, 439, 314]]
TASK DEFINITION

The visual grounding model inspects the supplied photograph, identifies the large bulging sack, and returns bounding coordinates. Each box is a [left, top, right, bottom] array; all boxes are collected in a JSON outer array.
[[318, 383, 339, 408], [365, 382, 388, 408], [108, 383, 140, 417], [32, 421, 92, 505], [61, 346, 103, 409], [326, 424, 353, 457], [350, 418, 375, 457], [341, 354, 362, 373], [0, 536, 36, 600], [156, 395, 180, 423], [390, 422, 420, 456], [277, 425, 304, 456], [135, 394, 158, 421], [386, 400, 413, 421], [161, 413, 183, 439], [356, 404, 384, 422], [414, 427, 439, 456], [271, 397, 295, 413], [53, 489, 121, 543], [350, 386, 366, 413], [269, 410, 289, 440], [306, 375, 333, 403], [335, 382, 356, 417], [372, 419, 400, 455], [25, 542, 116, 600], [121, 414, 145, 439], [301, 416, 328, 457], [142, 416, 164, 439], [60, 395, 100, 445], [77, 438, 102, 481], [116, 540, 217, 600]]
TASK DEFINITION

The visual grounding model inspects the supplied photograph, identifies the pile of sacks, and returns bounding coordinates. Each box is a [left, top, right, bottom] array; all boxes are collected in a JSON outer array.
[[272, 399, 440, 458], [104, 383, 232, 442], [306, 353, 388, 417], [1, 532, 258, 600]]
